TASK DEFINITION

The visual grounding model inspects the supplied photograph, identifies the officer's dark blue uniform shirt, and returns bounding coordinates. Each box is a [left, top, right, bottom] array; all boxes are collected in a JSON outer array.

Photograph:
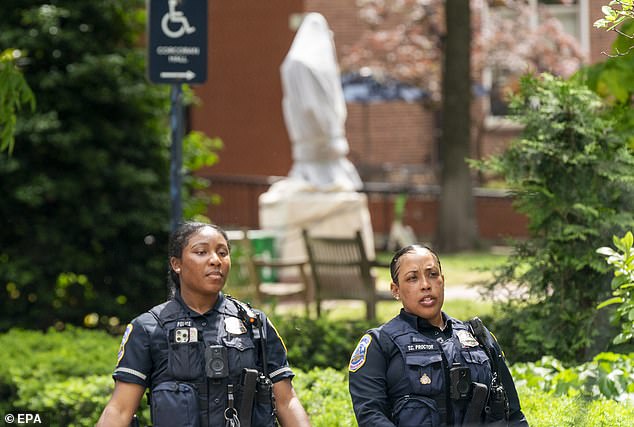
[[348, 309, 528, 426], [113, 292, 293, 427]]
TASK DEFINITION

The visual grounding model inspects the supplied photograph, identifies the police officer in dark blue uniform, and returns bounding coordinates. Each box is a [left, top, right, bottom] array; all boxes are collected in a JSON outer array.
[[97, 221, 311, 427], [348, 244, 529, 426]]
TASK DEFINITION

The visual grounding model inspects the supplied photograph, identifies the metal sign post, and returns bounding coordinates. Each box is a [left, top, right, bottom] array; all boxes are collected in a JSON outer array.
[[169, 84, 184, 233], [147, 0, 208, 231]]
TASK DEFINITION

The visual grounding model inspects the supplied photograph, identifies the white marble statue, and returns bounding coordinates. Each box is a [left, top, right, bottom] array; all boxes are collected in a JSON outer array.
[[270, 12, 362, 194], [259, 13, 374, 261]]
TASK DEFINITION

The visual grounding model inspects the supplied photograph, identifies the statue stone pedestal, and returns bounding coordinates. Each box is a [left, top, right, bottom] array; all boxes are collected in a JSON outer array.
[[258, 191, 375, 261]]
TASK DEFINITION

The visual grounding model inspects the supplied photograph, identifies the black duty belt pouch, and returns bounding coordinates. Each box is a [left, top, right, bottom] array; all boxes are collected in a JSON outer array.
[[392, 395, 440, 427], [252, 397, 276, 427], [151, 381, 201, 427], [484, 384, 509, 425]]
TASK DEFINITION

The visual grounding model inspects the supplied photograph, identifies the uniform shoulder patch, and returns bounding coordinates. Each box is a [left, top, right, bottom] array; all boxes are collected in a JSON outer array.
[[267, 318, 288, 353], [489, 331, 505, 358], [117, 323, 133, 364], [349, 334, 372, 372]]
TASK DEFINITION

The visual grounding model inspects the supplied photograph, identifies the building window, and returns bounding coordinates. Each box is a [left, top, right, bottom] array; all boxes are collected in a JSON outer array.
[[482, 0, 587, 119]]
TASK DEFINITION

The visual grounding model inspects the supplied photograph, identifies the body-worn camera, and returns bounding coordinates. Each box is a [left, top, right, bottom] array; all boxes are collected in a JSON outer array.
[[449, 365, 472, 400], [205, 345, 229, 379]]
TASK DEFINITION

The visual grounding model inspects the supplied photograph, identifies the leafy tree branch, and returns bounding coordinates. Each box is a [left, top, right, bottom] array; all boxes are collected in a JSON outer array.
[[594, 0, 634, 55], [0, 49, 34, 154], [597, 231, 634, 345]]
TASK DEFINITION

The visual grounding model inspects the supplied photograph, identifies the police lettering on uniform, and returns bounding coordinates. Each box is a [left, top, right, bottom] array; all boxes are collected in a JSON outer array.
[[348, 244, 529, 427], [97, 222, 311, 427]]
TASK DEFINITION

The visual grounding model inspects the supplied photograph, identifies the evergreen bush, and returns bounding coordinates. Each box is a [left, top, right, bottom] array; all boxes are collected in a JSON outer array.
[[473, 74, 634, 363], [0, 0, 172, 330], [0, 1, 222, 332]]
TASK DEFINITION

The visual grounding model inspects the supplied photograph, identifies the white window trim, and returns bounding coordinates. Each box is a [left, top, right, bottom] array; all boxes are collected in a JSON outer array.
[[482, 0, 587, 129]]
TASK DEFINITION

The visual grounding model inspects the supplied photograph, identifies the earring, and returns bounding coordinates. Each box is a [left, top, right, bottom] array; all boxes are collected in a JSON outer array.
[[175, 268, 181, 273], [394, 294, 400, 301]]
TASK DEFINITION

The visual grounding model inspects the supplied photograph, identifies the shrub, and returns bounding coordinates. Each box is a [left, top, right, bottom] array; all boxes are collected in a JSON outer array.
[[293, 368, 356, 427], [1, 327, 634, 426], [597, 231, 634, 345], [511, 352, 634, 403], [0, 326, 119, 415], [17, 375, 112, 427], [473, 74, 634, 363], [519, 384, 634, 426], [272, 315, 376, 371]]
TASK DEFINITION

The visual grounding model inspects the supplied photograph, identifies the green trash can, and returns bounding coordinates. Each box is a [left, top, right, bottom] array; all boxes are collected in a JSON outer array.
[[248, 230, 278, 282]]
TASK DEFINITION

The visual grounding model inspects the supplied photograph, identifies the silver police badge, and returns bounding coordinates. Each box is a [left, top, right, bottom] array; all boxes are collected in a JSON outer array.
[[225, 317, 247, 334], [456, 330, 479, 348]]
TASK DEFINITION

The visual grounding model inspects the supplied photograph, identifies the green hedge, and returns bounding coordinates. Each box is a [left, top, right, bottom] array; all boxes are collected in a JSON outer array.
[[2, 327, 633, 426], [519, 385, 634, 427], [293, 370, 634, 427], [272, 315, 376, 371], [511, 353, 634, 402], [0, 327, 117, 412]]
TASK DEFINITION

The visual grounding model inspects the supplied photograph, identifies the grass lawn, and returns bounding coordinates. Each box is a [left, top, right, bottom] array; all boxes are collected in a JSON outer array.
[[262, 252, 506, 324], [312, 298, 493, 324], [375, 248, 509, 287], [268, 250, 505, 322]]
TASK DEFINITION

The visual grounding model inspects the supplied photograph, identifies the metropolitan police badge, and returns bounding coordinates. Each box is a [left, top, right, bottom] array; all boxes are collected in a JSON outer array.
[[224, 316, 247, 335], [349, 334, 372, 372], [456, 330, 479, 348]]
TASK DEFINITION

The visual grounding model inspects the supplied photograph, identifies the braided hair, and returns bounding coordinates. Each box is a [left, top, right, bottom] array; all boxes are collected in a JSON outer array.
[[389, 244, 442, 284]]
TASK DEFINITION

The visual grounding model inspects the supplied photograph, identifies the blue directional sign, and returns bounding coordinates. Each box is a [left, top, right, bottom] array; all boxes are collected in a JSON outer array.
[[148, 0, 207, 84]]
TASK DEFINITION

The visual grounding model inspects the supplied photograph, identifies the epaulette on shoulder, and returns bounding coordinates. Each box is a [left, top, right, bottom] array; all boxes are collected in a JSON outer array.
[[368, 325, 395, 353], [225, 294, 262, 328], [225, 294, 247, 310], [148, 299, 181, 328]]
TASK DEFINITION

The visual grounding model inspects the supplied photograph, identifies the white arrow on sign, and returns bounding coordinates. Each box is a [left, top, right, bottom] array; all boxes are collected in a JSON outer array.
[[159, 70, 196, 80]]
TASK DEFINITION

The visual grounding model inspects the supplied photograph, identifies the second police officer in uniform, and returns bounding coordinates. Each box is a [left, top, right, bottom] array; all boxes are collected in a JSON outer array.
[[97, 221, 311, 427], [349, 244, 529, 426]]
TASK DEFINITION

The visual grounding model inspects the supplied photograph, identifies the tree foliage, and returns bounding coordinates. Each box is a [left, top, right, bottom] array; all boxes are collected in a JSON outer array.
[[0, 48, 35, 154], [474, 74, 634, 363], [182, 130, 223, 222], [342, 0, 584, 104], [0, 1, 173, 330], [597, 232, 634, 345], [341, 0, 584, 251], [584, 18, 634, 114], [595, 0, 634, 29]]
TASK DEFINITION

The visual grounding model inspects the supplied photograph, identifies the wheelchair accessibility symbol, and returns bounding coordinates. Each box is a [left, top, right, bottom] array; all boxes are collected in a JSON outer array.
[[148, 0, 207, 83], [161, 0, 196, 38]]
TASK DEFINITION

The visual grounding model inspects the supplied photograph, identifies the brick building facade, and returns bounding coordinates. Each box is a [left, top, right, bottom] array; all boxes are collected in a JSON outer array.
[[190, 0, 615, 244]]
